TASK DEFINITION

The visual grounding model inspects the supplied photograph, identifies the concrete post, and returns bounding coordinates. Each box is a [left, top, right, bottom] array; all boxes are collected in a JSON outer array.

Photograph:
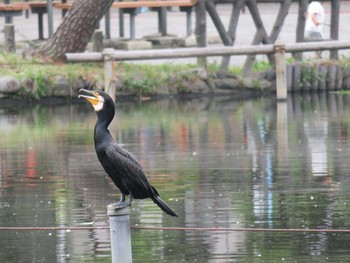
[[103, 48, 115, 100], [275, 42, 287, 101], [4, 24, 15, 53], [107, 204, 132, 263], [92, 30, 104, 52]]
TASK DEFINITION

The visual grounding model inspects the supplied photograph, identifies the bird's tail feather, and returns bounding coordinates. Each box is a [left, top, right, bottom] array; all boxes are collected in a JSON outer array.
[[152, 196, 178, 217]]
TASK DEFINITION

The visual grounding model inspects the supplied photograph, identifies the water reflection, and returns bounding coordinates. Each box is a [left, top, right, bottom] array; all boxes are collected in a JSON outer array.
[[1, 94, 350, 262]]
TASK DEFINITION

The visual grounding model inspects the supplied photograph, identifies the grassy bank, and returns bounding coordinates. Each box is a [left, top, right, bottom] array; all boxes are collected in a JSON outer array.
[[2, 51, 350, 100], [0, 52, 244, 98], [1, 52, 104, 84]]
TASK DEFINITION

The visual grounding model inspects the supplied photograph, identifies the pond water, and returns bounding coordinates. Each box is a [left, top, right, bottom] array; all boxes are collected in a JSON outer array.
[[1, 93, 350, 262]]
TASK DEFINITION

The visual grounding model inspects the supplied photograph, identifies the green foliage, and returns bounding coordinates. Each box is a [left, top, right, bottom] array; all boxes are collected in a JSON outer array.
[[228, 65, 242, 75], [118, 62, 203, 95], [119, 63, 164, 95], [338, 56, 350, 67], [15, 70, 48, 99], [252, 78, 261, 89], [33, 71, 48, 99], [300, 64, 313, 87], [336, 90, 350, 95], [252, 59, 271, 72], [122, 77, 155, 96], [286, 56, 295, 64]]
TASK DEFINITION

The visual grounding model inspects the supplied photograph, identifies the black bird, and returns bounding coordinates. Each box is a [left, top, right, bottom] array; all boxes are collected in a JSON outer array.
[[78, 89, 177, 217]]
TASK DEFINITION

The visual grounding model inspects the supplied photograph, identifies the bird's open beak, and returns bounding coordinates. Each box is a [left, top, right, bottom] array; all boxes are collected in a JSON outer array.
[[78, 89, 100, 106]]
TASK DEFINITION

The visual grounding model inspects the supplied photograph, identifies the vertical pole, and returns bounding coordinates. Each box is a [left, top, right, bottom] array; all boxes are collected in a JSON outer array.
[[24, 0, 29, 18], [103, 48, 116, 100], [107, 204, 132, 263], [61, 0, 67, 17], [159, 7, 167, 36], [195, 0, 206, 66], [294, 0, 308, 60], [4, 0, 12, 24], [330, 0, 340, 59], [105, 9, 111, 39], [186, 9, 192, 36], [38, 13, 44, 40], [275, 42, 287, 101], [119, 9, 124, 38], [47, 0, 54, 37], [130, 13, 135, 39]]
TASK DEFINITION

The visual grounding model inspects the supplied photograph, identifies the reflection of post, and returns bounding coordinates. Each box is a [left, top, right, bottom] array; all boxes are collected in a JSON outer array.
[[26, 148, 37, 178], [275, 42, 287, 100], [107, 205, 132, 263], [277, 101, 288, 165]]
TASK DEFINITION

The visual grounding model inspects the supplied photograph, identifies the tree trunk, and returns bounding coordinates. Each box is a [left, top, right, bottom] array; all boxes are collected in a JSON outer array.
[[35, 0, 114, 61]]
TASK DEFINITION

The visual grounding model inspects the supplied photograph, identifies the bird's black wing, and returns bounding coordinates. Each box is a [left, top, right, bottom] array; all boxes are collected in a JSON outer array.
[[105, 143, 157, 198], [106, 143, 177, 217]]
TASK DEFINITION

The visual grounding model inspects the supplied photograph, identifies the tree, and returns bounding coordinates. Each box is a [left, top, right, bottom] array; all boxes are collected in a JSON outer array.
[[35, 0, 114, 61]]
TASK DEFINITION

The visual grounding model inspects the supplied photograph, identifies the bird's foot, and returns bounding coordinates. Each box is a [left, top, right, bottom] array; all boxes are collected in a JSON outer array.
[[111, 201, 130, 210]]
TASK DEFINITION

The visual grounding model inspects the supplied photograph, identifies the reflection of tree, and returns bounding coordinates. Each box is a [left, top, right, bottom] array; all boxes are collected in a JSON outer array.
[[3, 93, 350, 261]]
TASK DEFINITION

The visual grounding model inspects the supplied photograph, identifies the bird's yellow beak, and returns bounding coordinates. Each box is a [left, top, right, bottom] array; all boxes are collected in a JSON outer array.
[[78, 89, 100, 106]]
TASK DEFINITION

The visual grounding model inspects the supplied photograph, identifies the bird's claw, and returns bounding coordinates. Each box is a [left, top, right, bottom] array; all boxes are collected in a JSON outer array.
[[112, 201, 130, 210]]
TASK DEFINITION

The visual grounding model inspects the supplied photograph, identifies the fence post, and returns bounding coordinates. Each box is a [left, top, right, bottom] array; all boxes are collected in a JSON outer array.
[[274, 42, 287, 101], [107, 204, 132, 263], [103, 48, 116, 100]]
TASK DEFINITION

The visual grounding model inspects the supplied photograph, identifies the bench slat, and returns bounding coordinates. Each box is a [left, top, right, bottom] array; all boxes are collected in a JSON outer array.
[[112, 0, 197, 8], [0, 3, 29, 11]]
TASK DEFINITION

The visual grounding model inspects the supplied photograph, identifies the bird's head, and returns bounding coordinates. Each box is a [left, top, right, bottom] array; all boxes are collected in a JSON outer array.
[[78, 89, 115, 121]]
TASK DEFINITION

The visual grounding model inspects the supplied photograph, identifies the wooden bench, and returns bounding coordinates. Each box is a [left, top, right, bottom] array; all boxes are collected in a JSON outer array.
[[54, 0, 196, 9], [55, 0, 197, 39], [27, 2, 50, 40], [112, 0, 197, 8], [25, 1, 67, 40], [114, 0, 197, 39], [0, 3, 29, 24]]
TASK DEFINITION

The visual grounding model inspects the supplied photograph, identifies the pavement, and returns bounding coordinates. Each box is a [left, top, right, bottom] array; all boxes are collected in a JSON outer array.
[[1, 1, 350, 66]]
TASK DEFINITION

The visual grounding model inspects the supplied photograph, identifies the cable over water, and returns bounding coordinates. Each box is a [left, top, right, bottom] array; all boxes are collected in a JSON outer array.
[[1, 226, 350, 233]]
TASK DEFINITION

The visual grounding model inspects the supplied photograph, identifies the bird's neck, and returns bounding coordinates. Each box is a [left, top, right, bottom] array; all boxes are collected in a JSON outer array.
[[94, 119, 114, 149]]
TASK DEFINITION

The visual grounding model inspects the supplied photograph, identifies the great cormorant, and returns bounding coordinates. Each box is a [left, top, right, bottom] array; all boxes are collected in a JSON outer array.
[[78, 89, 178, 217]]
